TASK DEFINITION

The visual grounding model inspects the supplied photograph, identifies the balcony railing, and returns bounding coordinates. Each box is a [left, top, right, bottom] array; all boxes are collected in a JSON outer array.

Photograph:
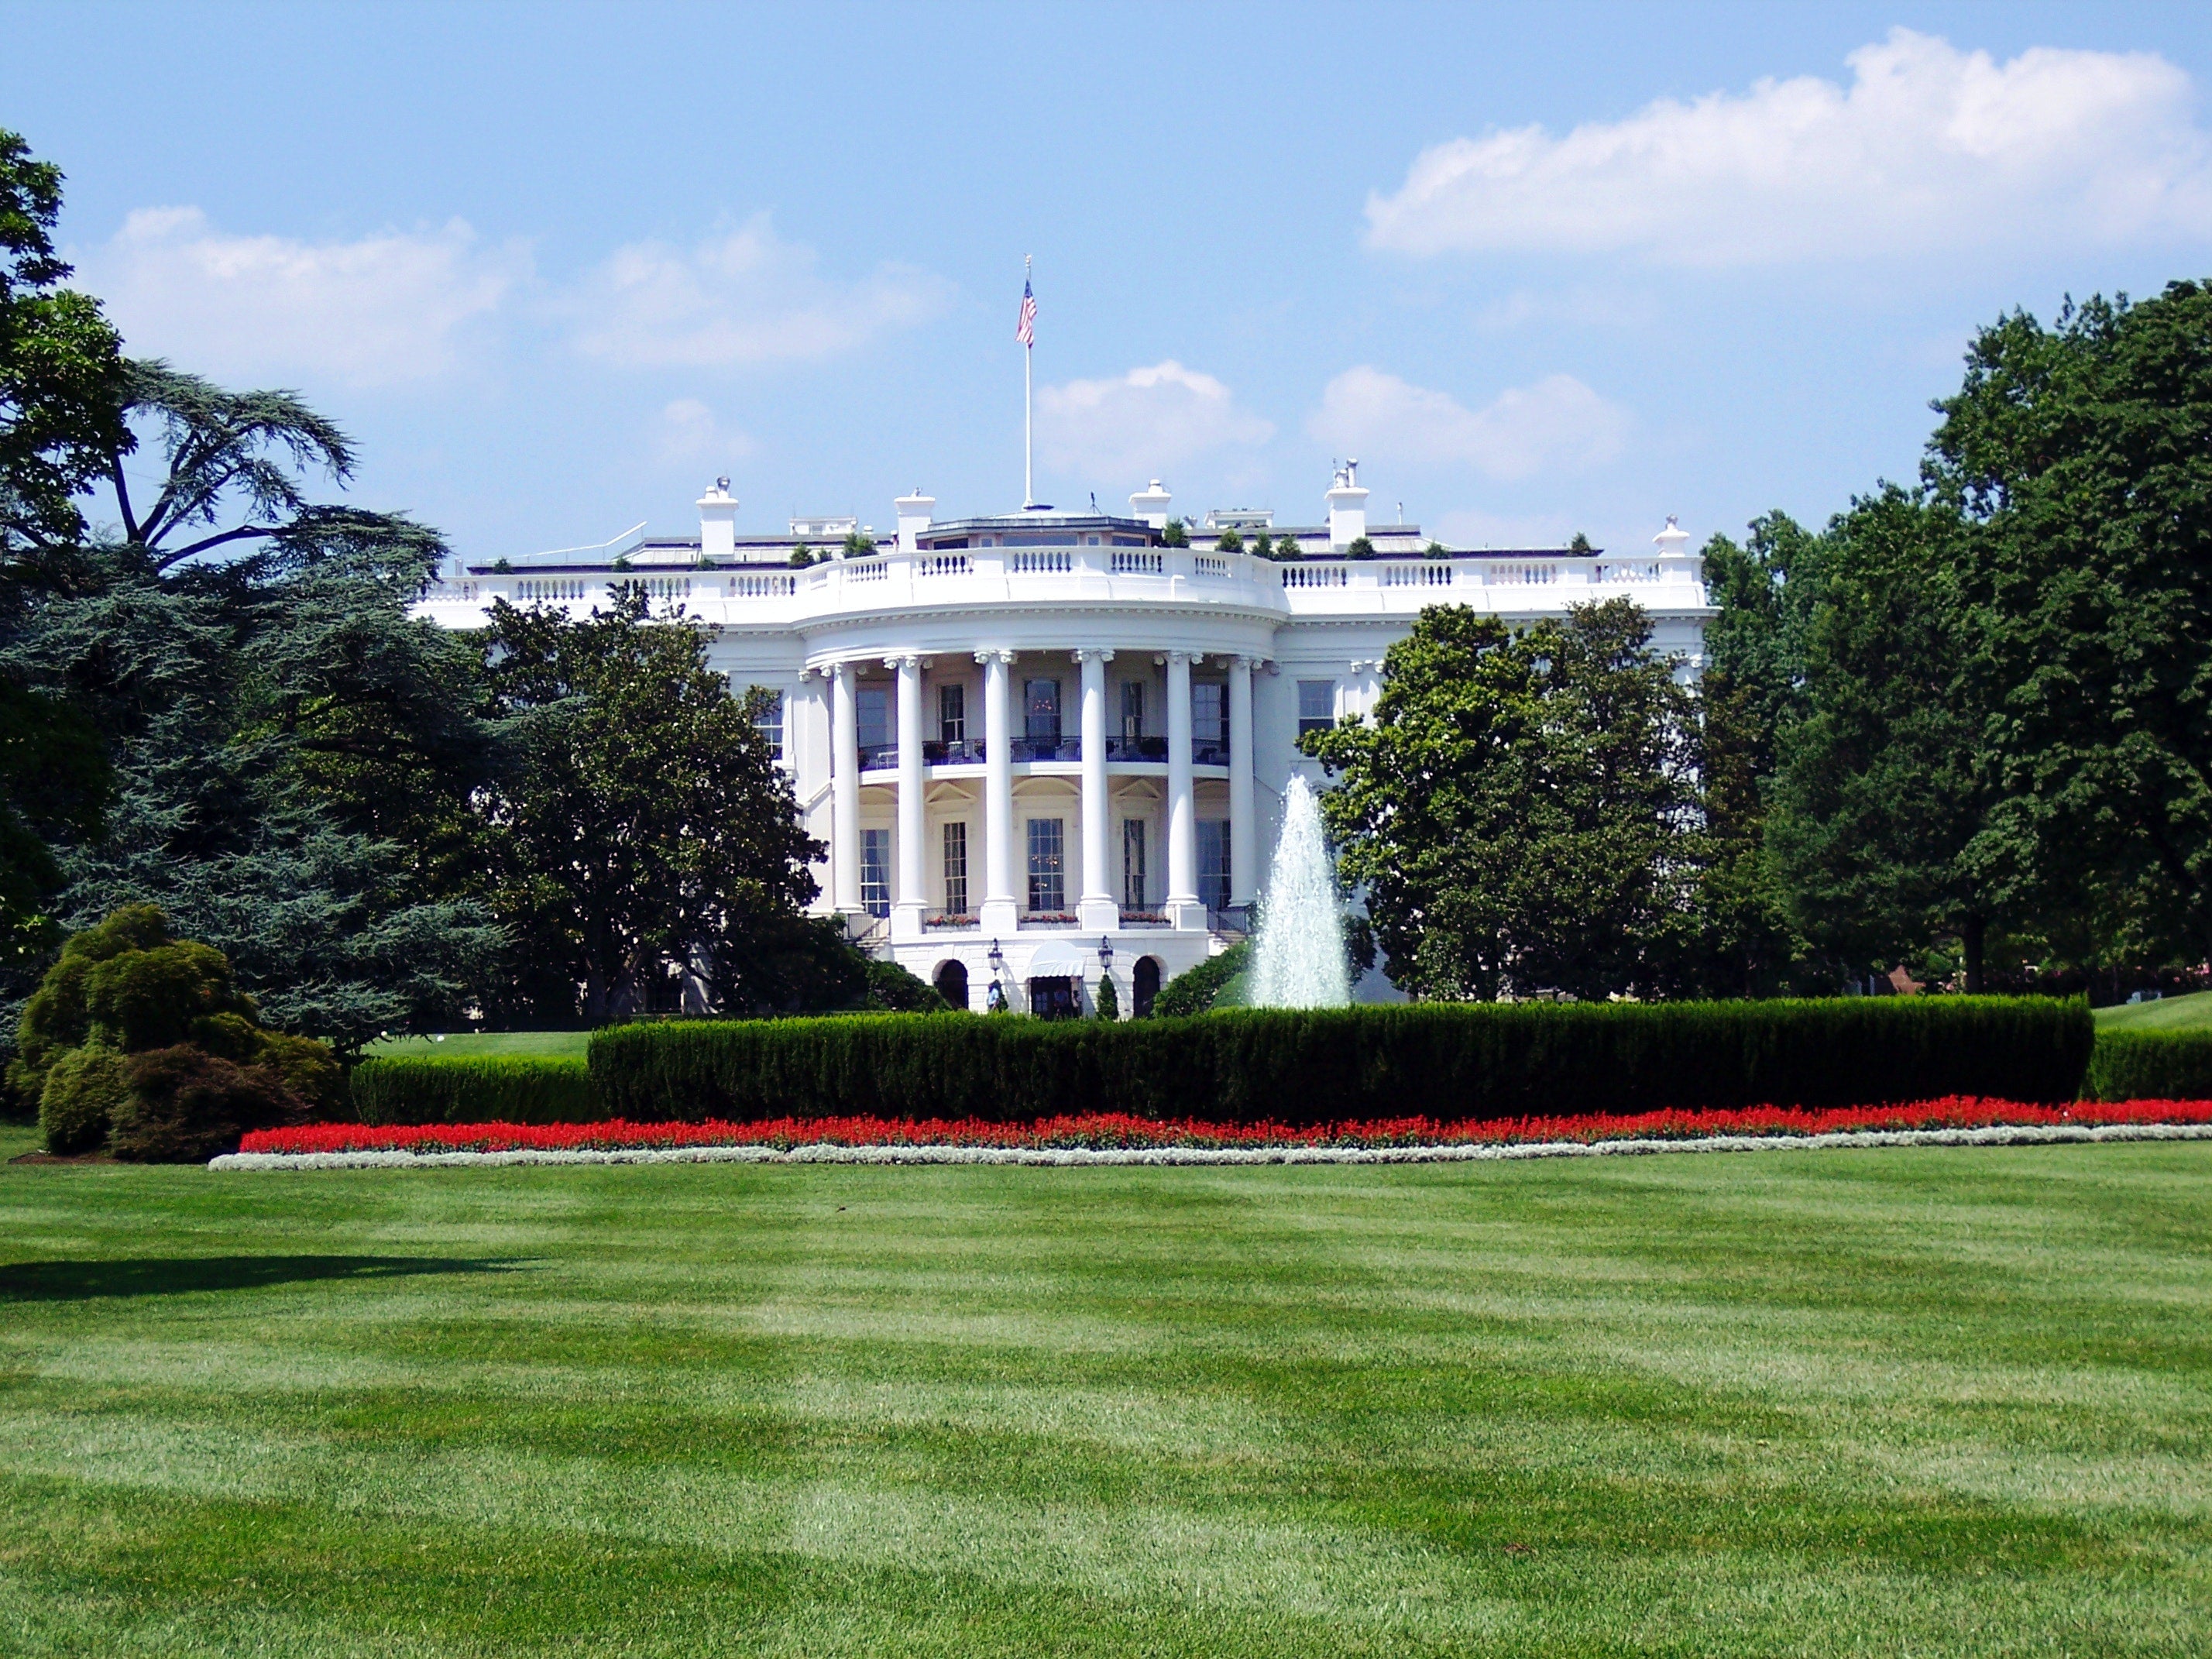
[[1104, 735, 1169, 761], [1191, 739, 1231, 766], [859, 743, 898, 770], [857, 737, 1233, 769], [1010, 736, 1079, 762], [923, 738, 986, 764]]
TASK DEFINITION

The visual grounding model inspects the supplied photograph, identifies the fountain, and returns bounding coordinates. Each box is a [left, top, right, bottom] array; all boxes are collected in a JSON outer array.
[[1247, 775, 1352, 1008]]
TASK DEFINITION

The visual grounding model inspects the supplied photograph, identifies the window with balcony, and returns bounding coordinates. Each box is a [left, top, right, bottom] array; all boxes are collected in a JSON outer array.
[[1298, 679, 1338, 737], [942, 821, 968, 916], [753, 690, 784, 760], [1026, 817, 1065, 912], [857, 685, 892, 768], [1197, 820, 1231, 912], [860, 828, 891, 918], [1018, 678, 1067, 761], [939, 683, 965, 743], [1192, 682, 1228, 765]]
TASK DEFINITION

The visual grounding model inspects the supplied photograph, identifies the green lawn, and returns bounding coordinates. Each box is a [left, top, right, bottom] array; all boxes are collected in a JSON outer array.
[[362, 1029, 593, 1060], [2094, 990, 2212, 1033], [2, 1123, 2207, 1656]]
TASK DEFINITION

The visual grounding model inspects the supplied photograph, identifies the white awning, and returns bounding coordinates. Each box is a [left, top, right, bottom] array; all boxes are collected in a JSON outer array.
[[1018, 939, 1097, 977]]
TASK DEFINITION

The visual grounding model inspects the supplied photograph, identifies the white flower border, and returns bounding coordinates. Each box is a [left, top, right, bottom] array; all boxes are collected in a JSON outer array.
[[210, 1121, 2212, 1172]]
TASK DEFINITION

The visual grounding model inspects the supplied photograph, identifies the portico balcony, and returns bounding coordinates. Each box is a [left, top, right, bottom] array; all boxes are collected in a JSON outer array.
[[859, 737, 1233, 769]]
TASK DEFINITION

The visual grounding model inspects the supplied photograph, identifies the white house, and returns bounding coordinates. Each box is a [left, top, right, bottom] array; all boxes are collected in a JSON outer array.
[[416, 468, 1711, 1015]]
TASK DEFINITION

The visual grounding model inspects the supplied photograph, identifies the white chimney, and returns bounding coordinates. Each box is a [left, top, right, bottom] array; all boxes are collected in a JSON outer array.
[[1129, 479, 1173, 530], [697, 477, 737, 563], [1325, 459, 1369, 548], [1652, 515, 1691, 557], [895, 489, 935, 553]]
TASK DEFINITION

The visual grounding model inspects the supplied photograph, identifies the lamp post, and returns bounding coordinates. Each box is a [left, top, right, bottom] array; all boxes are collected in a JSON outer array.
[[1097, 936, 1114, 971], [986, 938, 1007, 1014]]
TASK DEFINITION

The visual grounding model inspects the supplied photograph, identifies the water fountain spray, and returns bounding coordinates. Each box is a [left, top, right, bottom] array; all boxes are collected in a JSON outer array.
[[1248, 775, 1351, 1008]]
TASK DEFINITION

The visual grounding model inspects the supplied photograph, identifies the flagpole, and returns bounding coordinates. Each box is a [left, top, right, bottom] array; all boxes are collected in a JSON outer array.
[[1022, 254, 1034, 507]]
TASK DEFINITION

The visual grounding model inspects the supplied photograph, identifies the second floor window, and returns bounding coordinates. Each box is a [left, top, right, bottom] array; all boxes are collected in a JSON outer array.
[[939, 682, 966, 743], [1120, 679, 1145, 740], [753, 690, 784, 760], [1192, 682, 1227, 745], [1025, 678, 1061, 742], [1298, 679, 1338, 737], [1197, 819, 1231, 913], [857, 685, 890, 752]]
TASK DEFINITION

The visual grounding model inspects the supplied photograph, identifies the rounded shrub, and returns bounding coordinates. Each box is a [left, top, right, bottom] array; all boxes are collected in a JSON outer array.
[[39, 1047, 131, 1155], [110, 1046, 306, 1163]]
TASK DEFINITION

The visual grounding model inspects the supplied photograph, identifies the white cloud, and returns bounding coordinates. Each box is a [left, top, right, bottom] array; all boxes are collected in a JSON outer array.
[[1036, 360, 1274, 483], [569, 214, 947, 367], [654, 398, 755, 468], [1365, 28, 2212, 263], [82, 207, 524, 386], [1310, 367, 1629, 482]]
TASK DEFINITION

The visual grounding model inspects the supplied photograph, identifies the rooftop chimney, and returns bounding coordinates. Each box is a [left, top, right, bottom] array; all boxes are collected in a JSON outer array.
[[698, 477, 737, 563], [1325, 460, 1369, 549], [895, 489, 935, 553], [1129, 479, 1173, 530]]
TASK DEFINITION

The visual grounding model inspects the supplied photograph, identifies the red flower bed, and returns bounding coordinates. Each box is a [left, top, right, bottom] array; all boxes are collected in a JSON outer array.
[[239, 1097, 2212, 1156]]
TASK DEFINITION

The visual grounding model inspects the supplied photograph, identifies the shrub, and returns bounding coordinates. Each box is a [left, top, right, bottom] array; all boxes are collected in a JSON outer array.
[[39, 1046, 131, 1155], [2086, 1029, 2212, 1101], [110, 1046, 305, 1163], [586, 996, 2093, 1127], [349, 1055, 600, 1126], [862, 958, 948, 1013], [1094, 974, 1119, 1021], [1151, 943, 1248, 1018]]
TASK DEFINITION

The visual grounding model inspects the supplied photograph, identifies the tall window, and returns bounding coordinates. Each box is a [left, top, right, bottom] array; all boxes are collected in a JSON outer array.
[[1192, 682, 1226, 742], [942, 821, 968, 915], [753, 690, 784, 760], [860, 827, 891, 917], [857, 685, 890, 756], [939, 682, 966, 743], [1122, 818, 1148, 908], [1024, 678, 1061, 742], [1026, 817, 1065, 912], [1297, 679, 1338, 737], [1120, 679, 1145, 740], [1197, 820, 1231, 912]]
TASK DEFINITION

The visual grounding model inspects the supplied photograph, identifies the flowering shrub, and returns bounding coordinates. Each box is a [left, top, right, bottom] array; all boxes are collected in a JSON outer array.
[[240, 1097, 2212, 1157]]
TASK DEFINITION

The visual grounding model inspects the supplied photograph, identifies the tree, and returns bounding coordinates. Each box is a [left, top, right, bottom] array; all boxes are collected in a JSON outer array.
[[1305, 599, 1702, 1001], [476, 589, 826, 1020], [1344, 536, 1376, 561], [1161, 518, 1189, 548], [0, 678, 106, 981], [1924, 283, 2212, 970], [0, 128, 128, 575], [1215, 527, 1243, 553], [1764, 488, 2002, 988]]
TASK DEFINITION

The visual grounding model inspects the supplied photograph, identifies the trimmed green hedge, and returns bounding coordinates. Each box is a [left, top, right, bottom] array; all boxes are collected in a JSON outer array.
[[587, 997, 2092, 1125], [349, 1055, 599, 1125], [2087, 1029, 2212, 1101]]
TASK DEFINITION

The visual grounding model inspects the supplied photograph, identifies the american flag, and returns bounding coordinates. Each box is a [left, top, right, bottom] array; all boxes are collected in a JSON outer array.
[[1015, 278, 1036, 348]]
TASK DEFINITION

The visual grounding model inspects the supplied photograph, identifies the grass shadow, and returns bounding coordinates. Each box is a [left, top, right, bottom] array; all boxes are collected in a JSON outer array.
[[0, 1255, 529, 1302]]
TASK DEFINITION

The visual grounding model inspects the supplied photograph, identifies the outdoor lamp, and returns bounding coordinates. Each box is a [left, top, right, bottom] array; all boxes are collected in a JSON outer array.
[[988, 938, 1005, 972], [1097, 936, 1114, 969]]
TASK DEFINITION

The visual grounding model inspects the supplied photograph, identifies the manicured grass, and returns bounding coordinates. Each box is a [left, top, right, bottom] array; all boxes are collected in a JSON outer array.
[[2095, 990, 2212, 1033], [1, 1121, 2207, 1656], [362, 1029, 594, 1060]]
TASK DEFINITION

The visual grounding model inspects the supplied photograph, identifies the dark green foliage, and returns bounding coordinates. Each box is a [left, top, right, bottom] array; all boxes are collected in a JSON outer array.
[[11, 903, 189, 1101], [109, 1043, 304, 1162], [840, 531, 875, 558], [587, 997, 2091, 1125], [2086, 1030, 2212, 1102], [1150, 941, 1248, 1017], [1568, 532, 1593, 554], [1093, 974, 1118, 1020], [1344, 536, 1376, 561], [1161, 519, 1189, 548], [36, 1043, 126, 1153], [0, 677, 108, 981], [349, 1055, 598, 1126], [1215, 527, 1243, 553], [1424, 541, 1450, 560], [860, 957, 946, 1013]]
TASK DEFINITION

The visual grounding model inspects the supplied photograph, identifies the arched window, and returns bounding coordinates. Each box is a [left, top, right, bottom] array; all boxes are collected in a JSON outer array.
[[933, 959, 969, 1012], [1133, 957, 1162, 1018]]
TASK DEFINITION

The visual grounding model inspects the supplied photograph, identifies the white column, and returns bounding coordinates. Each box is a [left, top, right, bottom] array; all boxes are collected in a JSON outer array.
[[1228, 655, 1255, 909], [1076, 648, 1116, 930], [1165, 650, 1201, 928], [891, 654, 925, 939], [978, 649, 1018, 934], [830, 662, 861, 915]]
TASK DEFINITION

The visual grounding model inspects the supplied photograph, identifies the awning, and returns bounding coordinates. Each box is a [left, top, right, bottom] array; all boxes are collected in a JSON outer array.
[[1018, 939, 1097, 977]]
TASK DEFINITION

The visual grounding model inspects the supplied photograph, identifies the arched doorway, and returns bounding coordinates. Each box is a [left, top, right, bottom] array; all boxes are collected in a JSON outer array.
[[933, 959, 970, 1011], [1133, 956, 1162, 1018]]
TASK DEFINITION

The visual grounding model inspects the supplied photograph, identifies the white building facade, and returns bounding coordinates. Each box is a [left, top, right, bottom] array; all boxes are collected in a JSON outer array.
[[417, 470, 1711, 1015]]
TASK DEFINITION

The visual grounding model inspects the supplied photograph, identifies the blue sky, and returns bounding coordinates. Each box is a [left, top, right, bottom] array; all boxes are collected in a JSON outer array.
[[7, 1, 2212, 560]]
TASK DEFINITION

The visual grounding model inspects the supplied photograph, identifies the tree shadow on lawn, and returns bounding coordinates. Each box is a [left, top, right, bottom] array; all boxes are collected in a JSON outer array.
[[0, 1255, 530, 1302]]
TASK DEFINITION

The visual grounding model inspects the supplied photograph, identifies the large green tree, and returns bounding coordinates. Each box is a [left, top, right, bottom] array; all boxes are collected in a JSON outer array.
[[1925, 282, 2212, 969], [1305, 599, 1702, 1001], [475, 591, 831, 1021]]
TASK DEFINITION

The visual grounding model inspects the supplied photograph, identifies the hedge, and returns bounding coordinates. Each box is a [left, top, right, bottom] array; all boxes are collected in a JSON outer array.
[[349, 1055, 599, 1125], [2086, 1029, 2212, 1102], [586, 997, 2093, 1126]]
